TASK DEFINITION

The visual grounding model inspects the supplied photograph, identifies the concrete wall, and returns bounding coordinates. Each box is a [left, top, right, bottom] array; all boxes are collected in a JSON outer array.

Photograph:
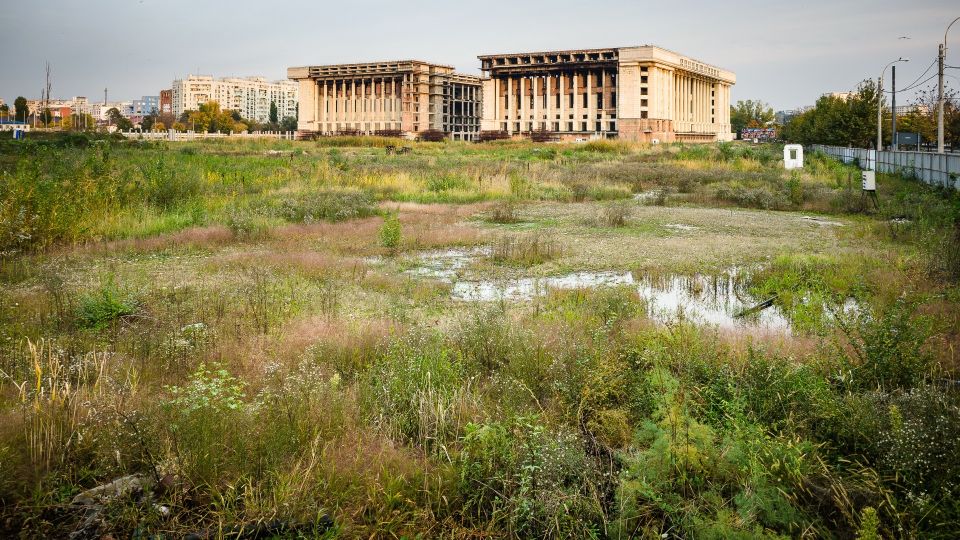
[[811, 144, 960, 190]]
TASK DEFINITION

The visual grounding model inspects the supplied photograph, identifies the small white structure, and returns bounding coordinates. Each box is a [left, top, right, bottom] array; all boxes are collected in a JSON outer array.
[[784, 144, 804, 169], [861, 170, 876, 191]]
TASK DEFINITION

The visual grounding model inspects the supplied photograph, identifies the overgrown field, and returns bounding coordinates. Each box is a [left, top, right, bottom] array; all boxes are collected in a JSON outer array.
[[1, 134, 959, 538]]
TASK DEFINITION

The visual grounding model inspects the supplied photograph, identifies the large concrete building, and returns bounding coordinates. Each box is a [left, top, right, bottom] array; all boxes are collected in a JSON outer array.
[[478, 45, 735, 142], [171, 75, 298, 123], [288, 60, 482, 140]]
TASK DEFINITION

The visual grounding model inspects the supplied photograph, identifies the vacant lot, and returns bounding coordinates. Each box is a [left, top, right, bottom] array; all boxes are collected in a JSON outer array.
[[1, 135, 959, 538]]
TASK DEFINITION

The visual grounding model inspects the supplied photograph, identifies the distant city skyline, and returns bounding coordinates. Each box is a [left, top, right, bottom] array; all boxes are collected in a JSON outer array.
[[1, 0, 957, 111]]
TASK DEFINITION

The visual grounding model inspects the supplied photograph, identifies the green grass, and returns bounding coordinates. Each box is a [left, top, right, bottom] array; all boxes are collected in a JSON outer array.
[[0, 133, 959, 538]]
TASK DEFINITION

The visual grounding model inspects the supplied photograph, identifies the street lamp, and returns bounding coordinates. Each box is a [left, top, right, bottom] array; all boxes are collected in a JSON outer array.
[[878, 57, 909, 151], [938, 16, 960, 154]]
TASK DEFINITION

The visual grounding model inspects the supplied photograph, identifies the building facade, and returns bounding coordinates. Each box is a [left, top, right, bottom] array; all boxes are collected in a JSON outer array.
[[171, 75, 298, 123], [159, 90, 172, 115], [288, 60, 482, 140], [131, 96, 160, 120], [478, 45, 735, 142]]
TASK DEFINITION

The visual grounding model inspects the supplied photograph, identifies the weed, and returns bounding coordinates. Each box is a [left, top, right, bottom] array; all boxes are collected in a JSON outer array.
[[598, 200, 632, 227], [378, 212, 402, 251], [76, 277, 138, 330], [490, 233, 561, 266]]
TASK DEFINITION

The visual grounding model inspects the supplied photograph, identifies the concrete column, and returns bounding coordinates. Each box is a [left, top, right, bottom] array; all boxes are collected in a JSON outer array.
[[572, 71, 579, 131], [559, 73, 566, 131], [585, 70, 593, 132], [518, 77, 526, 132], [545, 75, 552, 131], [493, 77, 500, 130], [531, 75, 539, 131], [506, 77, 514, 134], [320, 81, 327, 132]]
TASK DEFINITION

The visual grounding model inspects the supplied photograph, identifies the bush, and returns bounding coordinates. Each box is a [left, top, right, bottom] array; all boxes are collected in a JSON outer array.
[[457, 416, 604, 538], [490, 233, 561, 266], [76, 278, 138, 329], [276, 189, 374, 223], [488, 199, 521, 224], [378, 212, 402, 250], [598, 200, 632, 227]]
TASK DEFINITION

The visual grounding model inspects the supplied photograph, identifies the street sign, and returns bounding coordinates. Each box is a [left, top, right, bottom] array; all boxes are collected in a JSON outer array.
[[896, 132, 919, 145]]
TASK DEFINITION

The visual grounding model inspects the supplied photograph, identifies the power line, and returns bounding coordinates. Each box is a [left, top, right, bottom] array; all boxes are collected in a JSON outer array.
[[881, 57, 937, 93]]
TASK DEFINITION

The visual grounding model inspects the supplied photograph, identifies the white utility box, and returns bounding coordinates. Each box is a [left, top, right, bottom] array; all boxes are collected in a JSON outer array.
[[783, 144, 804, 169], [861, 170, 876, 191]]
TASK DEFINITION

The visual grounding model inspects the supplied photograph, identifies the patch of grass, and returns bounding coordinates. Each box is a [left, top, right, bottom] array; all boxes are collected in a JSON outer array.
[[76, 278, 139, 329], [490, 233, 562, 266]]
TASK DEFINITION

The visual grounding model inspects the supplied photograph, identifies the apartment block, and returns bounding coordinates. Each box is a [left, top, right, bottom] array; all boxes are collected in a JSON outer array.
[[478, 45, 735, 142], [288, 60, 482, 140], [171, 75, 298, 123]]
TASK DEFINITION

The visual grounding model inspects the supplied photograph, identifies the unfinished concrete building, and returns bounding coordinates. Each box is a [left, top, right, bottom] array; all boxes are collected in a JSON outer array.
[[478, 45, 735, 142], [288, 60, 482, 140]]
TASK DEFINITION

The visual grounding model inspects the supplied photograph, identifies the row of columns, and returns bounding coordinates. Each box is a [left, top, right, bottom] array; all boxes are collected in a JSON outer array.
[[674, 74, 722, 133], [492, 70, 618, 134], [312, 76, 414, 133]]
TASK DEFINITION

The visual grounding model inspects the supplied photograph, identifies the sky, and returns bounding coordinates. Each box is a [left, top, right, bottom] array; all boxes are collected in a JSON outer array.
[[1, 0, 957, 111]]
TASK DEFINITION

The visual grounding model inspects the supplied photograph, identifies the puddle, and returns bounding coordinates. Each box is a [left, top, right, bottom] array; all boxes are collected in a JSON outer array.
[[664, 223, 698, 232], [405, 249, 799, 331], [633, 190, 665, 203], [403, 247, 490, 281], [636, 271, 791, 331], [452, 271, 634, 301], [800, 216, 844, 227]]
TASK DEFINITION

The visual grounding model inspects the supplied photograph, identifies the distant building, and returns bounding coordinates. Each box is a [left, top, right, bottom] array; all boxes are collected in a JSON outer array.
[[477, 45, 735, 142], [288, 59, 482, 140], [131, 95, 160, 120], [894, 104, 929, 116], [91, 101, 133, 122], [159, 89, 172, 115], [821, 92, 853, 101], [171, 75, 298, 123], [775, 106, 812, 125]]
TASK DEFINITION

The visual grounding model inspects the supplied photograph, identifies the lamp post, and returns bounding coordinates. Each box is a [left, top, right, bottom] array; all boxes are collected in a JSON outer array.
[[878, 57, 909, 151], [938, 16, 960, 153]]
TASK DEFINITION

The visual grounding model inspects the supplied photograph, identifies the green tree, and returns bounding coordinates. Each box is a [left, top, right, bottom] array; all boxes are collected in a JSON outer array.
[[269, 100, 278, 124], [107, 107, 133, 130], [14, 96, 28, 122], [782, 79, 882, 147], [187, 101, 244, 133], [0, 104, 9, 121], [730, 99, 774, 134], [280, 116, 297, 132]]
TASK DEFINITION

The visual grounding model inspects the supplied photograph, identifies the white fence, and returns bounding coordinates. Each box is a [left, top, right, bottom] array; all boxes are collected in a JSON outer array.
[[121, 130, 295, 142], [811, 144, 960, 190]]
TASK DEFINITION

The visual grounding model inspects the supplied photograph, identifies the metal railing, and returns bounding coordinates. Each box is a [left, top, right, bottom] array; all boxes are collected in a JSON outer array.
[[811, 145, 960, 190]]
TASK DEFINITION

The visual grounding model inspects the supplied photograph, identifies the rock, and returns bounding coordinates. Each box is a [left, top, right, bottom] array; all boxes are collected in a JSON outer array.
[[71, 474, 153, 506]]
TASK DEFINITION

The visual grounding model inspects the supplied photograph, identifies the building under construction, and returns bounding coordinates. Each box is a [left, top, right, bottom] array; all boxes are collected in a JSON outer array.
[[288, 60, 482, 141], [478, 45, 735, 142]]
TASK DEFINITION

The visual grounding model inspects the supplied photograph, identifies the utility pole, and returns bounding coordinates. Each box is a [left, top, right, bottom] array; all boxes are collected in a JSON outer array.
[[892, 65, 898, 151], [938, 43, 946, 153], [939, 17, 960, 153], [877, 75, 883, 150]]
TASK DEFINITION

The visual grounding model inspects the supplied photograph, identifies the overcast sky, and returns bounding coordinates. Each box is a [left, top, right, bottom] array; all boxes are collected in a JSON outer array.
[[1, 0, 957, 110]]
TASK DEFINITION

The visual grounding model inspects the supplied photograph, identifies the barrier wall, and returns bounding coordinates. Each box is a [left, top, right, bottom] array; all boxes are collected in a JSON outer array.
[[811, 145, 960, 190]]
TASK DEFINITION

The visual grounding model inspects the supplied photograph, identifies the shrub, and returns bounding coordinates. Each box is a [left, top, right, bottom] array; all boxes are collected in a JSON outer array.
[[363, 336, 471, 455], [76, 278, 138, 329], [457, 416, 604, 537], [598, 200, 632, 227], [276, 189, 374, 223], [162, 363, 249, 484], [488, 199, 521, 224], [378, 212, 402, 250], [226, 205, 270, 240], [490, 233, 561, 266]]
